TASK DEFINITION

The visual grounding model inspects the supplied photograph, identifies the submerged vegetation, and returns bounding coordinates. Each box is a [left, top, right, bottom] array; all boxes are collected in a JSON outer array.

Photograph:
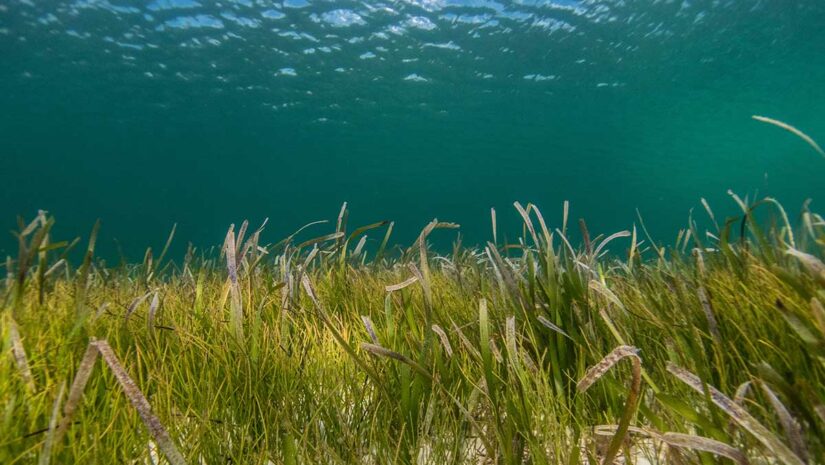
[[1, 191, 824, 465]]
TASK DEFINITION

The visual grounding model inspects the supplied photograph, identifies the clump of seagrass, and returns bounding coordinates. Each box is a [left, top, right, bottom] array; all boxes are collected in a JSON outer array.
[[44, 339, 186, 465], [591, 425, 748, 464], [577, 345, 642, 465], [667, 363, 807, 465]]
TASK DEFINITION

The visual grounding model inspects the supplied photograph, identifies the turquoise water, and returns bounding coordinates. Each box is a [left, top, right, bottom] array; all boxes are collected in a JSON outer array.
[[2, 0, 824, 259]]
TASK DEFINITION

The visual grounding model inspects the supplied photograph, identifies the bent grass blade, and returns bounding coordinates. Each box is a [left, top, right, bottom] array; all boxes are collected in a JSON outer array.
[[752, 115, 825, 158]]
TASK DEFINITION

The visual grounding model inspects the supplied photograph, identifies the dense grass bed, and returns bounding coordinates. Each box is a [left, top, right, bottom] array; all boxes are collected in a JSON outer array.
[[2, 197, 824, 465]]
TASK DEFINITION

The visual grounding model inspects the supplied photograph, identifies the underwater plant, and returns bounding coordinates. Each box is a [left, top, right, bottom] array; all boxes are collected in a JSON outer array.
[[2, 187, 824, 464]]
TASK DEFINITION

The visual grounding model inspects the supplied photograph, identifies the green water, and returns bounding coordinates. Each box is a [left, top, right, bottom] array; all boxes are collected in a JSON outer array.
[[2, 0, 824, 259]]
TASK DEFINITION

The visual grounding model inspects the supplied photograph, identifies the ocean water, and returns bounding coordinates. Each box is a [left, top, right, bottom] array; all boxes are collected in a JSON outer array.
[[1, 0, 824, 260]]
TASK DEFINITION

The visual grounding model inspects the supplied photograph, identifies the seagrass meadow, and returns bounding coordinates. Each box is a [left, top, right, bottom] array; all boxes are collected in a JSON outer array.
[[2, 193, 825, 465], [5, 0, 825, 462]]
